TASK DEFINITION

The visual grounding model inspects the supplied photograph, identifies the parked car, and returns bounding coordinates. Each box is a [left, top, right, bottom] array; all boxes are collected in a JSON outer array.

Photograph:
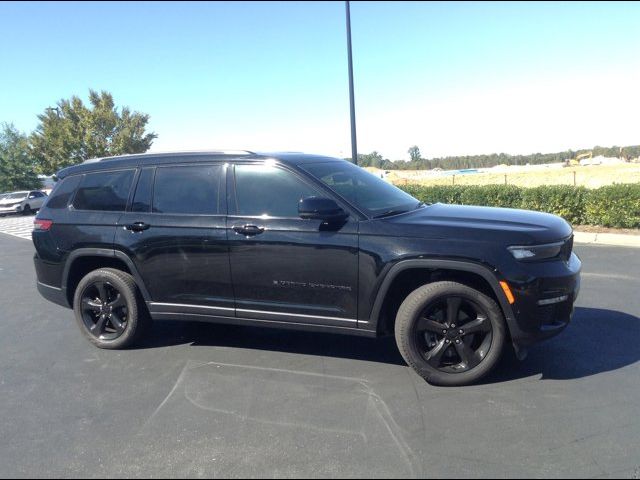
[[0, 190, 48, 216], [33, 151, 581, 386]]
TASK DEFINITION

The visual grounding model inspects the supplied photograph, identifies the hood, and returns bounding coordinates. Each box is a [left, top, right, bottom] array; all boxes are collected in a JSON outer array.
[[382, 203, 573, 245]]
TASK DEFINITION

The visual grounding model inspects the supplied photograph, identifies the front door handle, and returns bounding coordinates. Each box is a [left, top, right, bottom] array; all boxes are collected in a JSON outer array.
[[125, 222, 150, 232], [233, 224, 264, 236]]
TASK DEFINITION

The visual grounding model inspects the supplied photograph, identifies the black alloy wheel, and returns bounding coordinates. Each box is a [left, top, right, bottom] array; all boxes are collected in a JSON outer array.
[[395, 281, 506, 386], [73, 268, 150, 349], [414, 296, 493, 373], [80, 280, 129, 341]]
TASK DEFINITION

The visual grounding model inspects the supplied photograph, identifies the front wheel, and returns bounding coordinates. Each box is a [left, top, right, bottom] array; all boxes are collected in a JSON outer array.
[[395, 281, 506, 386], [22, 204, 32, 215], [73, 268, 150, 349]]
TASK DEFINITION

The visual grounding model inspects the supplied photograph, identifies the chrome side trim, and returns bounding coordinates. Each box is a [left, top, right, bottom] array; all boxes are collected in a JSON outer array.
[[37, 281, 62, 291], [148, 302, 234, 311], [236, 308, 357, 323]]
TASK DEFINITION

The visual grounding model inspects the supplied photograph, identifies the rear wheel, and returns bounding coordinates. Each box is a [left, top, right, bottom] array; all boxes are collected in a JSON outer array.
[[395, 281, 506, 386], [73, 268, 150, 349]]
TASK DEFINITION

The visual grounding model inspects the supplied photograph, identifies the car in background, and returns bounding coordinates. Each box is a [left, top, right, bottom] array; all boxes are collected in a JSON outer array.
[[0, 190, 48, 216]]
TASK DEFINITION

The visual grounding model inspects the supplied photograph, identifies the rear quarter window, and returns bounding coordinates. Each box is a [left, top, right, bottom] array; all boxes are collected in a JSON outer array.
[[45, 175, 82, 209], [73, 170, 135, 212]]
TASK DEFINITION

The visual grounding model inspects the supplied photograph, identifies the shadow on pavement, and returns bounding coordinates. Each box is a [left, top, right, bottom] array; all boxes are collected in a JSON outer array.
[[138, 319, 407, 366], [137, 306, 640, 382], [484, 307, 640, 383]]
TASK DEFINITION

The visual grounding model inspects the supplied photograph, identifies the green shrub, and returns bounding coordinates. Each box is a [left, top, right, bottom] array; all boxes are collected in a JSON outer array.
[[398, 183, 640, 228], [584, 184, 640, 228]]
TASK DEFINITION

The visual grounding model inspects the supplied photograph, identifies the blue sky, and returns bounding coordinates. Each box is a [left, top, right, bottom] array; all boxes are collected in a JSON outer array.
[[1, 1, 639, 159]]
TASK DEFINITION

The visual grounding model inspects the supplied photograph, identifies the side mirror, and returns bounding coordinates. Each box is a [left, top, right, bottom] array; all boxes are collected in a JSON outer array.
[[28, 195, 35, 199], [298, 197, 348, 223]]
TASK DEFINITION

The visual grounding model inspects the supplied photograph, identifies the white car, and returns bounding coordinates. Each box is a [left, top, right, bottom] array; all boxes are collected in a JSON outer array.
[[0, 190, 48, 216]]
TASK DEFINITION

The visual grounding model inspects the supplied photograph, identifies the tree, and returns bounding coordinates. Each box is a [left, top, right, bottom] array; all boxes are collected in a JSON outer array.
[[0, 123, 41, 192], [30, 90, 157, 174], [408, 145, 422, 162]]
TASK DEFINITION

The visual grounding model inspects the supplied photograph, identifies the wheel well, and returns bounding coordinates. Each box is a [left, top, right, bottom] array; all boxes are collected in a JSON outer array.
[[65, 256, 132, 306], [376, 268, 502, 336]]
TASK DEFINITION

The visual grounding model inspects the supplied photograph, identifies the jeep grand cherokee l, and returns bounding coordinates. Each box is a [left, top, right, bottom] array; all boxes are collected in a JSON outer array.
[[33, 151, 581, 386]]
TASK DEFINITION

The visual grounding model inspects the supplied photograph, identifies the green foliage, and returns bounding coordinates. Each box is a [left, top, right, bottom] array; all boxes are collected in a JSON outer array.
[[0, 123, 41, 192], [584, 185, 640, 228], [408, 146, 422, 163], [30, 90, 157, 174], [399, 183, 640, 228], [353, 145, 640, 171]]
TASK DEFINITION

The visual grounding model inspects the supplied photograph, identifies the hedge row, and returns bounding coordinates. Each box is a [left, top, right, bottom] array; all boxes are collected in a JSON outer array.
[[399, 183, 640, 228]]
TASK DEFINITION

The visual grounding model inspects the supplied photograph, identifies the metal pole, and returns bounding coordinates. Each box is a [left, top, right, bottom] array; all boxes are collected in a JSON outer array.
[[345, 1, 358, 165]]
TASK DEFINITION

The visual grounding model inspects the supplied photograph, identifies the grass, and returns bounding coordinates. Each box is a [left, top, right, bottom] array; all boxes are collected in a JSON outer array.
[[374, 163, 640, 188]]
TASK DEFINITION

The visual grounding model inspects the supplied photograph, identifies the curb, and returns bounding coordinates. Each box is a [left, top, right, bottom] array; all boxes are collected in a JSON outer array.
[[574, 231, 640, 248]]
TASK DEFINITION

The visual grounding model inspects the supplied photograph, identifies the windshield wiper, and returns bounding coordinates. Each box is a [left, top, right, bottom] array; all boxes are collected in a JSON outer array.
[[373, 209, 411, 219]]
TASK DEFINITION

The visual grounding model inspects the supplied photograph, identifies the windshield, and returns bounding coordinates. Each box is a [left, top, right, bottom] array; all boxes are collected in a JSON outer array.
[[301, 161, 421, 217], [5, 192, 28, 200]]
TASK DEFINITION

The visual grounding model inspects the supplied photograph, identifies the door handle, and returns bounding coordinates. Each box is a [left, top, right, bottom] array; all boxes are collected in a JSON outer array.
[[233, 224, 264, 236], [125, 222, 150, 232]]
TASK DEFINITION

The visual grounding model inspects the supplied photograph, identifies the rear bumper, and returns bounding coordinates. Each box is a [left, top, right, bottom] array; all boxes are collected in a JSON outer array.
[[507, 252, 581, 348], [34, 252, 69, 308], [36, 281, 70, 308]]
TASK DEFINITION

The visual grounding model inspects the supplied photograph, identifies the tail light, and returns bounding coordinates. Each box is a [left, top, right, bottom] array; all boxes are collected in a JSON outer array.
[[33, 219, 53, 231]]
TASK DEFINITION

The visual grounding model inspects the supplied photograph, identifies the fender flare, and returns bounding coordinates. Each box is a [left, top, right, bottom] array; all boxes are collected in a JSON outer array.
[[368, 258, 517, 334], [62, 248, 152, 302]]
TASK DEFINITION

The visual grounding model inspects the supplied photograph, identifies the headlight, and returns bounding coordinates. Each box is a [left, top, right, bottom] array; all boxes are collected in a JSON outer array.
[[508, 242, 564, 261]]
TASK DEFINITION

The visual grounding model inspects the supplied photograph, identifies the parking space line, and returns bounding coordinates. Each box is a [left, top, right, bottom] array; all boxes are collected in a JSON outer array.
[[0, 215, 34, 240]]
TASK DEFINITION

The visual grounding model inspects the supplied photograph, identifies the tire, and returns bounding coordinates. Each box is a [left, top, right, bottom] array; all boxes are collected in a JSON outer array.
[[22, 204, 32, 215], [73, 268, 151, 349], [395, 281, 506, 386]]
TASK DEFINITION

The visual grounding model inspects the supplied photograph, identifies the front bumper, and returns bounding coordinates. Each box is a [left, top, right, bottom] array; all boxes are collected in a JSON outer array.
[[0, 205, 22, 214], [506, 252, 581, 348]]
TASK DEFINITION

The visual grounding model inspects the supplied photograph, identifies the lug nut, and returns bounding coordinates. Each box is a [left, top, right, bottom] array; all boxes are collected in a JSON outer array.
[[459, 329, 464, 334], [455, 339, 461, 344], [442, 329, 447, 334], [451, 324, 456, 328], [445, 339, 450, 344]]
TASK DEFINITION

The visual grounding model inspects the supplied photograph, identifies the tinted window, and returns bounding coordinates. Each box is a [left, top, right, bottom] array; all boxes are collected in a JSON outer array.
[[153, 165, 224, 215], [131, 168, 154, 213], [73, 170, 135, 211], [46, 175, 82, 209], [234, 164, 319, 217], [302, 161, 419, 217]]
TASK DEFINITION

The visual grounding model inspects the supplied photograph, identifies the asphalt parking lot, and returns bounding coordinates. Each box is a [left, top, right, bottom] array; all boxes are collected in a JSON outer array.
[[1, 223, 639, 478]]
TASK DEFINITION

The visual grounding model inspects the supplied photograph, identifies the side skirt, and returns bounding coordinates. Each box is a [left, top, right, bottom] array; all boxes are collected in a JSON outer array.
[[148, 307, 378, 338]]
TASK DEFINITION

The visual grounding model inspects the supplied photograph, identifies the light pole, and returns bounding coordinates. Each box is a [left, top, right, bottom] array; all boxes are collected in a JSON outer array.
[[345, 1, 358, 165]]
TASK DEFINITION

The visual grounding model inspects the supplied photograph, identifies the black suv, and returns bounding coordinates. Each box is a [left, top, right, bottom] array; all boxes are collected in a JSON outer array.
[[33, 151, 581, 386]]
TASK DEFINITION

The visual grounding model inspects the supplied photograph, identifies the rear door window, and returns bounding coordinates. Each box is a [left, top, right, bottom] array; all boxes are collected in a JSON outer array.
[[153, 165, 224, 215], [131, 168, 154, 213]]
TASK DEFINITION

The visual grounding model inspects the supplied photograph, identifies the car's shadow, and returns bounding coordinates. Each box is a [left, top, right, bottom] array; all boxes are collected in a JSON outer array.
[[137, 307, 640, 383], [483, 307, 640, 383]]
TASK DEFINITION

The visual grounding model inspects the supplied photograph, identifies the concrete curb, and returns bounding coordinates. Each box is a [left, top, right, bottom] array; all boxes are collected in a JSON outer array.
[[574, 231, 640, 247]]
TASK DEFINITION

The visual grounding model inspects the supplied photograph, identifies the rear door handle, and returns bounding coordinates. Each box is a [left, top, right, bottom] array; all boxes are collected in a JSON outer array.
[[233, 224, 264, 236], [125, 222, 150, 232]]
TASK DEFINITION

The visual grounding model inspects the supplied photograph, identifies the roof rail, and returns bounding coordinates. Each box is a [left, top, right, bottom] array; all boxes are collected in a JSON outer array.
[[82, 150, 256, 164]]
